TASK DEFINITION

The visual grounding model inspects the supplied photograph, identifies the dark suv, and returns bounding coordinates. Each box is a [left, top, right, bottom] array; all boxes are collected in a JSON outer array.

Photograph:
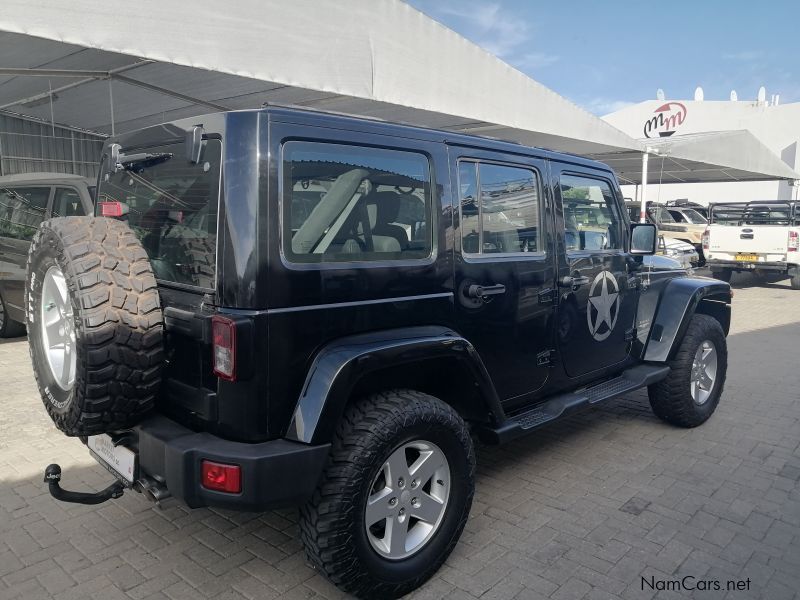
[[26, 107, 732, 599], [0, 173, 94, 337]]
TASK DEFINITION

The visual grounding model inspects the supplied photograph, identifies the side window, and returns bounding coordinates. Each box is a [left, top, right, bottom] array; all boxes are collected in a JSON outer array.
[[560, 175, 622, 251], [0, 187, 50, 241], [52, 188, 87, 217], [282, 141, 432, 263], [458, 161, 541, 255]]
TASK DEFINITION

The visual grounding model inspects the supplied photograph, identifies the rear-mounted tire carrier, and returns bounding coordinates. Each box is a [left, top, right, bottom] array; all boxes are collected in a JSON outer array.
[[26, 217, 165, 436]]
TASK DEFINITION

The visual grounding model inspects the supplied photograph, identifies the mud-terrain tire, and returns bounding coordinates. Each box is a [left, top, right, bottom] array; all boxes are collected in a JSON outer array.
[[26, 217, 163, 436], [300, 390, 475, 599], [0, 292, 25, 338], [790, 267, 800, 290], [648, 314, 727, 428], [710, 268, 732, 282], [178, 236, 215, 288]]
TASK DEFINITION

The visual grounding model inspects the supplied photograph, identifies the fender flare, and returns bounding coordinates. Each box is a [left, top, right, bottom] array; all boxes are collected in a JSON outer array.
[[643, 277, 732, 363], [285, 326, 503, 444]]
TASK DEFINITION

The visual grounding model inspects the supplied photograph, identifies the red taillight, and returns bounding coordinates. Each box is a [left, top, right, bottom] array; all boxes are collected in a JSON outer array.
[[201, 460, 241, 493], [98, 201, 127, 217], [789, 230, 798, 252], [702, 228, 710, 251], [212, 315, 237, 381]]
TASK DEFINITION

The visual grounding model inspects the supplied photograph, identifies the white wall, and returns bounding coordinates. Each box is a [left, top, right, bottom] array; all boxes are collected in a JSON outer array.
[[620, 180, 799, 207]]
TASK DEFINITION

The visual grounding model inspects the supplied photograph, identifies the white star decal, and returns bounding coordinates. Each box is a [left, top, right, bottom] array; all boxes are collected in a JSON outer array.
[[587, 271, 620, 341]]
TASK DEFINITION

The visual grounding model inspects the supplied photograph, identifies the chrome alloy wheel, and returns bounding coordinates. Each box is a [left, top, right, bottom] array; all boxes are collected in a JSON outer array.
[[691, 340, 717, 405], [40, 266, 76, 390], [365, 440, 451, 560]]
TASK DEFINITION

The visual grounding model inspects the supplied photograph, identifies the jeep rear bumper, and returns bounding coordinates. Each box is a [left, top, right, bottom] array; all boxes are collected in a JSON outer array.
[[137, 415, 330, 511], [707, 259, 797, 272]]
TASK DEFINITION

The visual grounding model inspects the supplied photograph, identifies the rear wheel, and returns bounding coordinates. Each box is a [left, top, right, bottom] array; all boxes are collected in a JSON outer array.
[[0, 292, 25, 338], [790, 267, 800, 290], [710, 268, 732, 282], [26, 217, 164, 436], [300, 390, 475, 599], [648, 314, 727, 428]]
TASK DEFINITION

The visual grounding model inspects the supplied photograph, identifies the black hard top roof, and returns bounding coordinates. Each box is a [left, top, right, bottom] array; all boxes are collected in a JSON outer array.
[[109, 105, 617, 177]]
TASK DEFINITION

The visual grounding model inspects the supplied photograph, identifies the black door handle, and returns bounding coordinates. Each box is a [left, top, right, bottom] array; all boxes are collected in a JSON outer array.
[[558, 275, 590, 288], [467, 283, 506, 298]]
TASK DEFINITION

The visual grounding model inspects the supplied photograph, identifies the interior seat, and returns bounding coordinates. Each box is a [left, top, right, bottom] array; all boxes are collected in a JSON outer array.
[[364, 191, 409, 251]]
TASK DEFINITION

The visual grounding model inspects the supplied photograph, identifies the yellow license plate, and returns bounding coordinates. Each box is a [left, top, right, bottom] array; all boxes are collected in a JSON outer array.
[[735, 254, 758, 261]]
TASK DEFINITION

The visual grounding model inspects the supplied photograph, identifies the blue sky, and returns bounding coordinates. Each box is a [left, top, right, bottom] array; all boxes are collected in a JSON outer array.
[[405, 0, 800, 114]]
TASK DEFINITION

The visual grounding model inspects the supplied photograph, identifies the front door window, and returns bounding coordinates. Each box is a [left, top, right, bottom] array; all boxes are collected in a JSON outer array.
[[557, 173, 634, 378]]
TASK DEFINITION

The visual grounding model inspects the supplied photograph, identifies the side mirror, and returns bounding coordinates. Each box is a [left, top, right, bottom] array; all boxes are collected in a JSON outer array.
[[108, 143, 122, 173], [186, 125, 204, 164], [630, 223, 657, 255]]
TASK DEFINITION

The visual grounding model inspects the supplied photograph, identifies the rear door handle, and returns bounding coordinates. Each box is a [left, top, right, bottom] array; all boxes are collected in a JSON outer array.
[[558, 275, 590, 288], [467, 283, 506, 298]]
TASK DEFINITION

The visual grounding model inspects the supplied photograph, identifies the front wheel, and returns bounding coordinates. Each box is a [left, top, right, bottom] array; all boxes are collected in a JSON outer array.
[[300, 390, 475, 599], [648, 314, 727, 427]]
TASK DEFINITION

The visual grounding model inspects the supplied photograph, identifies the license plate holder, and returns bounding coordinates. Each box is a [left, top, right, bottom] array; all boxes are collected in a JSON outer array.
[[87, 434, 137, 484]]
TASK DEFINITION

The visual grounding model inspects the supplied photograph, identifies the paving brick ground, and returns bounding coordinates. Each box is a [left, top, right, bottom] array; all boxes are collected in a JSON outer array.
[[1, 270, 799, 600]]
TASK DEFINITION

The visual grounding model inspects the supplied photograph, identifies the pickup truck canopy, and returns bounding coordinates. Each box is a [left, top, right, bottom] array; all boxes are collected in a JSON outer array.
[[709, 201, 798, 226]]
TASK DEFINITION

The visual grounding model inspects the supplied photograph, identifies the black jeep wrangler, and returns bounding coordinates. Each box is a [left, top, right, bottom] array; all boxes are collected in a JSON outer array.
[[25, 107, 732, 599]]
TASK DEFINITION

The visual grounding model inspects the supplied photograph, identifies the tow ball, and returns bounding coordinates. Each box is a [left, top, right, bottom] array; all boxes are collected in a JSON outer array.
[[43, 464, 125, 505]]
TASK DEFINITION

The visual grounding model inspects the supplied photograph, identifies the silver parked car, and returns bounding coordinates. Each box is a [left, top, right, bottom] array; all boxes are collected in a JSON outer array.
[[656, 236, 699, 270]]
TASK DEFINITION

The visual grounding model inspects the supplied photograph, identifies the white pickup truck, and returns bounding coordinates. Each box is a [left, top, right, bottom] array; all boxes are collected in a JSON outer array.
[[704, 201, 799, 289]]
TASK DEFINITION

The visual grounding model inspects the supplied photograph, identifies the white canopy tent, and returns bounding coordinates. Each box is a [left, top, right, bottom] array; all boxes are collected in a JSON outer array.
[[0, 0, 640, 155], [0, 0, 796, 210], [587, 130, 800, 185], [585, 130, 800, 221]]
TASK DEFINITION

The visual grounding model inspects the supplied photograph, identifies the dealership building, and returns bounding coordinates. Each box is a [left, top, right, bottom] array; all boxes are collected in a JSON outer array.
[[603, 91, 800, 204]]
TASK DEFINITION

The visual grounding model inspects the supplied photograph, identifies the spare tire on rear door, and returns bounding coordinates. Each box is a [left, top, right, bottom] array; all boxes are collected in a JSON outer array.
[[25, 216, 164, 436]]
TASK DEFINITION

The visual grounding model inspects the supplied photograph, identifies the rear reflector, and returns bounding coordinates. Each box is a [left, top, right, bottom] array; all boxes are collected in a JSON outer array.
[[201, 460, 241, 493], [212, 315, 237, 381], [789, 231, 798, 252], [98, 201, 128, 217]]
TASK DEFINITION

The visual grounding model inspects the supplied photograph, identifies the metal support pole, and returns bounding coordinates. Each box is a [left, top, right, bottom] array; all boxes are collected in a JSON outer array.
[[108, 79, 115, 137], [71, 131, 77, 174], [639, 152, 649, 223], [49, 80, 56, 137]]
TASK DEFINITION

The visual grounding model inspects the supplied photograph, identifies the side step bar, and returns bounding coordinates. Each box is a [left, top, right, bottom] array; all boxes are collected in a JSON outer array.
[[480, 364, 670, 444]]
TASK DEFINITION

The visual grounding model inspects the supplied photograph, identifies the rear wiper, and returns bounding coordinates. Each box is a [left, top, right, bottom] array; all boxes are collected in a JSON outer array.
[[120, 152, 173, 170]]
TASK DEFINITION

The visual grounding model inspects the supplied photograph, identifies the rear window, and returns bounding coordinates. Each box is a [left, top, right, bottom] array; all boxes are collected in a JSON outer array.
[[97, 140, 222, 288], [52, 188, 87, 217], [649, 205, 677, 224], [680, 208, 707, 224]]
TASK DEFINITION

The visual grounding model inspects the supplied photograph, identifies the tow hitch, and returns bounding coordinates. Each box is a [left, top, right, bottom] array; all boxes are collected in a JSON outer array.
[[43, 464, 125, 505]]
